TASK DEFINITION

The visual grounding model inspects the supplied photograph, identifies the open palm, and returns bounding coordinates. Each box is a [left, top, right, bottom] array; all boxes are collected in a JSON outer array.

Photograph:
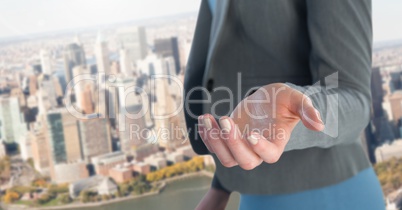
[[198, 83, 325, 170]]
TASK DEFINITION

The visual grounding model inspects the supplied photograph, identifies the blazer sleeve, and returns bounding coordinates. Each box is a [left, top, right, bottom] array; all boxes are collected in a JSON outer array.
[[284, 0, 373, 151], [183, 0, 213, 155]]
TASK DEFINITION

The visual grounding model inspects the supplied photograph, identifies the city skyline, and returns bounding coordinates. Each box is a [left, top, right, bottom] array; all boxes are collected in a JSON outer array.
[[0, 0, 401, 43]]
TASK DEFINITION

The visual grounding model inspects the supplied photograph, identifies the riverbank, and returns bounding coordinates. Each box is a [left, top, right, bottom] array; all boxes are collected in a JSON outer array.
[[3, 171, 215, 210]]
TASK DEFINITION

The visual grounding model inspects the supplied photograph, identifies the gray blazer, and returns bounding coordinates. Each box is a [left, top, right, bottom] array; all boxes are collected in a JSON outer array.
[[184, 0, 372, 194]]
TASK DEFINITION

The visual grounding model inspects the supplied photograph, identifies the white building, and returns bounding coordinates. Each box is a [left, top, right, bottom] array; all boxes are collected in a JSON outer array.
[[144, 153, 167, 170], [166, 152, 184, 164], [94, 32, 110, 75], [53, 161, 89, 184], [19, 133, 33, 161], [40, 49, 52, 75], [97, 178, 118, 196], [119, 47, 131, 76], [176, 145, 197, 160], [0, 96, 27, 144], [117, 27, 148, 69], [375, 139, 402, 162], [69, 176, 117, 198]]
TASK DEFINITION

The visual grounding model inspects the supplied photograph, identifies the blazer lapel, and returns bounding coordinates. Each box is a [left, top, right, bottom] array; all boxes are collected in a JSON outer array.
[[203, 0, 230, 85]]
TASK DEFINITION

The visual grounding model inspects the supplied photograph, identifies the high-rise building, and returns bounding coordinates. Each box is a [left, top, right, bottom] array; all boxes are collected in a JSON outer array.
[[119, 47, 131, 76], [137, 54, 176, 77], [179, 39, 192, 74], [117, 27, 148, 70], [19, 132, 33, 161], [46, 109, 88, 165], [72, 66, 93, 113], [94, 32, 110, 75], [111, 77, 147, 154], [0, 96, 27, 144], [10, 88, 26, 107], [78, 118, 112, 162], [29, 75, 38, 96], [136, 54, 183, 150], [80, 83, 94, 114], [31, 117, 51, 175], [47, 110, 68, 164], [62, 111, 82, 162], [40, 49, 52, 75], [64, 43, 86, 84], [371, 67, 384, 118], [110, 61, 120, 75], [154, 37, 181, 74], [389, 91, 402, 125], [390, 72, 401, 92]]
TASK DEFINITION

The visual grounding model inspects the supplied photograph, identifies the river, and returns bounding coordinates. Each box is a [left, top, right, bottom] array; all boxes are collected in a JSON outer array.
[[53, 176, 240, 210]]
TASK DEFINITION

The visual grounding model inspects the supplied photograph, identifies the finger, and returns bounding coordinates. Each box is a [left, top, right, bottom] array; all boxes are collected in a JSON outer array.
[[246, 132, 284, 164], [198, 116, 214, 153], [288, 89, 325, 131], [219, 117, 262, 170], [203, 114, 238, 168]]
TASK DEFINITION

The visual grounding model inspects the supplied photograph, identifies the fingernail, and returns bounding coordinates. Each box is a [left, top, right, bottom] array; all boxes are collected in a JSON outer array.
[[315, 110, 324, 124], [203, 117, 212, 130], [247, 134, 259, 145], [198, 115, 203, 124], [220, 118, 232, 131]]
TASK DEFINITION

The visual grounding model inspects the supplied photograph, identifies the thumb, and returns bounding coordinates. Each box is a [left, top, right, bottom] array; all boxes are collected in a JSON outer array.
[[288, 89, 325, 132]]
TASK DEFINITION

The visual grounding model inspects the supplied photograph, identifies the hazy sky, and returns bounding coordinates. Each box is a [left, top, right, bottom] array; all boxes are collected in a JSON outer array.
[[0, 0, 401, 43]]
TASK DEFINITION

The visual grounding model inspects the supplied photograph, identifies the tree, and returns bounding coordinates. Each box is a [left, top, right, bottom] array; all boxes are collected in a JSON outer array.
[[10, 186, 36, 194], [119, 183, 131, 196], [48, 184, 69, 196], [101, 194, 110, 201], [36, 193, 54, 205], [32, 178, 48, 188], [80, 190, 91, 203], [146, 172, 157, 182], [59, 193, 72, 204], [374, 157, 402, 195], [3, 191, 20, 204]]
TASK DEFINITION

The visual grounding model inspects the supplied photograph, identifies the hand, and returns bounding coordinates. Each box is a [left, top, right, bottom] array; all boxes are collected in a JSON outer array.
[[195, 187, 230, 210], [198, 83, 325, 170]]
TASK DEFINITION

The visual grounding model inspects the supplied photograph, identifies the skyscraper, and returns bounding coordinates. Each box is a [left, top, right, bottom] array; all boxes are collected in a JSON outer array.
[[117, 27, 148, 70], [94, 32, 110, 75], [29, 75, 38, 96], [389, 91, 402, 125], [64, 43, 86, 84], [31, 116, 51, 175], [62, 111, 82, 162], [78, 118, 112, 162], [154, 37, 181, 74], [112, 77, 147, 154], [0, 96, 27, 144], [119, 47, 131, 76], [40, 49, 52, 75], [72, 66, 93, 113], [371, 67, 384, 118], [46, 110, 68, 164]]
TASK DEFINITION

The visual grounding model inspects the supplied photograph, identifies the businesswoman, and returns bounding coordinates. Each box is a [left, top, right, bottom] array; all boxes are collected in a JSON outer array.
[[183, 0, 385, 209]]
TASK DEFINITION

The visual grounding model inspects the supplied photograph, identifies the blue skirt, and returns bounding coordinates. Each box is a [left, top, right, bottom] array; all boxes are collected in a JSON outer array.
[[239, 168, 385, 210]]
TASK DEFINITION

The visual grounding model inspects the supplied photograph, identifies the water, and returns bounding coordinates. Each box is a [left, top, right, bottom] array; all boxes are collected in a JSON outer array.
[[54, 176, 240, 210]]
